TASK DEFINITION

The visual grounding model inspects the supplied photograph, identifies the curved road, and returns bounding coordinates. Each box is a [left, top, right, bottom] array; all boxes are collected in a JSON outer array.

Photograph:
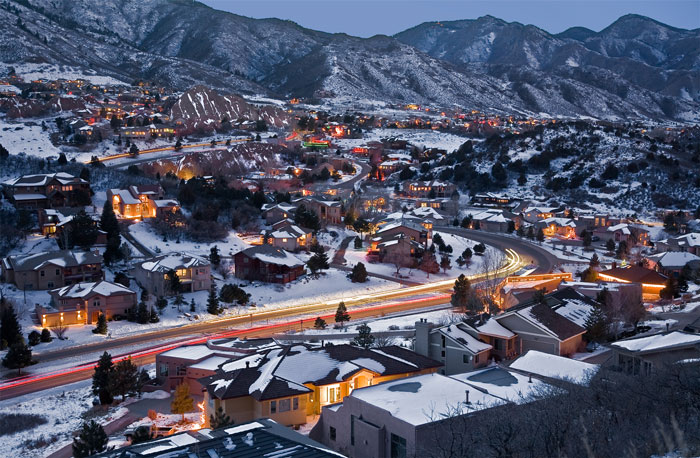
[[437, 226, 563, 274]]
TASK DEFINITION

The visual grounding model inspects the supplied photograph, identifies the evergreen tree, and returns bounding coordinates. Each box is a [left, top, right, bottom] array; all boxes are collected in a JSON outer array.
[[93, 313, 108, 335], [660, 277, 680, 300], [166, 270, 181, 295], [69, 211, 99, 250], [605, 238, 615, 252], [583, 231, 592, 248], [28, 330, 41, 346], [0, 306, 22, 349], [101, 201, 122, 265], [516, 225, 525, 237], [314, 317, 326, 329], [40, 328, 52, 342], [473, 243, 486, 255], [190, 298, 196, 313], [209, 246, 221, 266], [130, 426, 152, 444], [171, 383, 194, 423], [109, 357, 139, 401], [149, 308, 160, 323], [156, 296, 168, 312], [207, 284, 222, 315], [352, 324, 375, 349], [589, 253, 600, 269], [209, 406, 233, 429], [419, 251, 440, 278], [92, 351, 114, 405], [72, 420, 109, 458], [334, 302, 350, 327], [584, 302, 608, 345], [526, 227, 535, 240], [461, 247, 473, 261], [2, 339, 33, 374], [451, 274, 471, 311], [506, 221, 516, 233], [353, 236, 363, 249], [350, 262, 368, 283], [440, 254, 451, 273], [137, 301, 150, 324], [57, 152, 68, 165], [307, 251, 329, 274], [536, 228, 545, 243], [173, 294, 185, 312]]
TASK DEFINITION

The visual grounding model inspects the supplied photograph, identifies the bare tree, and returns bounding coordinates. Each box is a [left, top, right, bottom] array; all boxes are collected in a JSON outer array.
[[473, 250, 507, 314], [51, 322, 69, 340]]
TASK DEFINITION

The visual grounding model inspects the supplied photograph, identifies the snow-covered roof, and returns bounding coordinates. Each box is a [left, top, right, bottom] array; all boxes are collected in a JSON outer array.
[[189, 356, 234, 371], [5, 172, 86, 187], [437, 323, 492, 354], [349, 373, 504, 426], [552, 298, 592, 328], [5, 250, 102, 271], [140, 252, 209, 273], [110, 188, 140, 205], [159, 345, 215, 361], [238, 245, 304, 267], [607, 223, 631, 234], [452, 367, 549, 404], [474, 318, 515, 338], [153, 199, 179, 208], [51, 280, 134, 299], [610, 332, 700, 354], [509, 350, 599, 385], [11, 193, 48, 201], [540, 217, 576, 227], [648, 251, 700, 268]]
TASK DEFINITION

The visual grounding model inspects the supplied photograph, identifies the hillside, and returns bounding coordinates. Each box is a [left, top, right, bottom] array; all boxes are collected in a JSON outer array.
[[0, 1, 698, 120]]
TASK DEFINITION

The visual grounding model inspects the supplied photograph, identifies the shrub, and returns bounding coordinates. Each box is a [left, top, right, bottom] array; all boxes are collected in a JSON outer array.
[[0, 413, 48, 436], [28, 330, 41, 346]]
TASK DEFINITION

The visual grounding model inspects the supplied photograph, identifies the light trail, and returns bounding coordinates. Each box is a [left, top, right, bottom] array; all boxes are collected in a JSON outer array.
[[85, 138, 252, 164]]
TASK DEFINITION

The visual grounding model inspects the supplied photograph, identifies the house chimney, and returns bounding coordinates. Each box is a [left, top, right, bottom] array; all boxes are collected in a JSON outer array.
[[528, 374, 533, 384], [465, 390, 470, 405], [245, 361, 250, 368], [612, 261, 617, 269]]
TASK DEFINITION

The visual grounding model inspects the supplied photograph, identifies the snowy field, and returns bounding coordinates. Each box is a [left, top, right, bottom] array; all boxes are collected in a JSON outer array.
[[0, 117, 61, 159], [0, 379, 129, 458], [334, 128, 474, 153], [345, 231, 504, 282], [128, 222, 249, 258], [2, 63, 128, 86]]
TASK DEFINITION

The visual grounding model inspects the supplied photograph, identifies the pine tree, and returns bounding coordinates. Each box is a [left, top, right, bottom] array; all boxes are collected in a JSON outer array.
[[584, 302, 608, 345], [40, 328, 52, 342], [209, 246, 221, 266], [583, 231, 592, 248], [516, 225, 525, 237], [101, 201, 122, 265], [352, 324, 375, 349], [314, 317, 326, 329], [606, 238, 615, 252], [589, 253, 600, 269], [207, 284, 222, 315], [149, 308, 160, 323], [130, 426, 152, 444], [418, 251, 440, 279], [137, 301, 149, 324], [190, 298, 196, 313], [536, 228, 545, 242], [0, 306, 22, 349], [28, 330, 41, 346], [93, 313, 108, 335], [166, 270, 181, 295], [109, 357, 139, 401], [334, 302, 350, 327], [350, 262, 368, 283], [440, 254, 451, 273], [173, 294, 185, 312], [209, 406, 233, 430], [2, 339, 33, 375], [72, 420, 109, 458], [156, 296, 168, 312], [69, 210, 99, 250], [526, 227, 535, 240], [92, 351, 114, 405], [171, 383, 194, 423], [307, 251, 329, 274], [451, 274, 471, 311]]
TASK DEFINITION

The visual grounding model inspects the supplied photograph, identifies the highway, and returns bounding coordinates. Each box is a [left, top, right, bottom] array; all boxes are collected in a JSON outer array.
[[0, 245, 527, 400], [85, 138, 252, 165]]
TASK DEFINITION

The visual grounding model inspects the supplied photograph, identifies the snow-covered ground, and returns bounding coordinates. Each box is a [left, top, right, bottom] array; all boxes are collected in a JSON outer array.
[[334, 128, 473, 153], [0, 379, 129, 458], [344, 231, 504, 282], [2, 63, 128, 86], [0, 117, 61, 159], [128, 222, 249, 258]]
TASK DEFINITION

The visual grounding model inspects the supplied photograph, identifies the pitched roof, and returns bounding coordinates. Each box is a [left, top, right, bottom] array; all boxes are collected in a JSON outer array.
[[598, 265, 667, 285], [237, 245, 305, 267], [140, 252, 209, 273], [51, 280, 134, 299], [200, 344, 441, 401], [525, 303, 586, 340], [4, 172, 86, 187], [435, 323, 493, 353], [610, 331, 700, 354], [4, 250, 102, 271]]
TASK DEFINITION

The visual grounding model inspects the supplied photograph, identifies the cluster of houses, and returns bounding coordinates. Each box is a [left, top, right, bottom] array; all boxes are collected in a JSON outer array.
[[149, 279, 700, 458]]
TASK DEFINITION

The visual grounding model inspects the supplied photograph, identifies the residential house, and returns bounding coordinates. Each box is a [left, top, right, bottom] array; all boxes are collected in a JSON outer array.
[[94, 419, 339, 458], [38, 280, 136, 326], [310, 368, 551, 458], [414, 319, 493, 374], [647, 251, 700, 277], [3, 172, 90, 209], [598, 265, 668, 299], [37, 208, 106, 246], [198, 344, 442, 428], [261, 202, 298, 225], [498, 273, 574, 309], [374, 221, 431, 246], [656, 233, 700, 256], [609, 331, 700, 376], [234, 245, 305, 284], [535, 217, 576, 238], [107, 185, 179, 220], [520, 205, 563, 224], [495, 291, 588, 357], [156, 338, 280, 394], [472, 192, 514, 208], [593, 223, 650, 246], [264, 220, 312, 251], [301, 198, 344, 226], [133, 252, 211, 295], [1, 250, 103, 290], [367, 233, 425, 265], [404, 180, 456, 199], [470, 209, 519, 233]]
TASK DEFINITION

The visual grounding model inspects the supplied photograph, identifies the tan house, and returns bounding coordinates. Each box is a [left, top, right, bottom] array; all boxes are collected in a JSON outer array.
[[198, 344, 442, 428], [264, 220, 312, 251], [2, 250, 103, 290], [38, 280, 137, 327], [133, 252, 211, 295], [107, 185, 179, 220], [609, 331, 700, 376]]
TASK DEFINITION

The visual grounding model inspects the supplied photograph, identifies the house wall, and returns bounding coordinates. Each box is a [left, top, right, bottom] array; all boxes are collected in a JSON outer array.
[[496, 314, 561, 355], [559, 334, 584, 357], [427, 331, 488, 375], [7, 263, 103, 290]]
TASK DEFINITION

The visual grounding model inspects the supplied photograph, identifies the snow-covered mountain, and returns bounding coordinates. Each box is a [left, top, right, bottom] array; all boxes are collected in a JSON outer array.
[[1, 1, 698, 121]]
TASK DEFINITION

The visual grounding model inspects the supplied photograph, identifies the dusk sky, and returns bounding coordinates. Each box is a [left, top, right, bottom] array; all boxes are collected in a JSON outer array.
[[201, 0, 700, 37]]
